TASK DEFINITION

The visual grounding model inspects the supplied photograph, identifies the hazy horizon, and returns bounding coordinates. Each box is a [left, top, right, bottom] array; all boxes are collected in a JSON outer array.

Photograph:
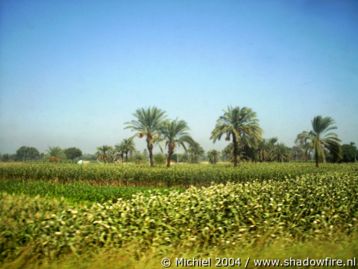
[[1, 0, 358, 154]]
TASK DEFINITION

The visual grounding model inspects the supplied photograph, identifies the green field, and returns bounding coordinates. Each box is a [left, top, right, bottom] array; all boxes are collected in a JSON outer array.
[[0, 163, 357, 268]]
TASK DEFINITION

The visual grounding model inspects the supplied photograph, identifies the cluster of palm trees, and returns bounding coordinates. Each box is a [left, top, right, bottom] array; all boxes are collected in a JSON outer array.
[[99, 106, 341, 168], [96, 138, 135, 163], [125, 107, 196, 167], [257, 138, 291, 162], [210, 107, 340, 167]]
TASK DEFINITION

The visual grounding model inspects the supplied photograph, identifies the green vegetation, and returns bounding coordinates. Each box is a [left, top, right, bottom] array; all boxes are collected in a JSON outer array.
[[0, 107, 357, 268], [2, 162, 357, 186], [2, 109, 356, 167], [125, 107, 167, 167], [211, 106, 262, 166], [115, 138, 136, 162], [160, 119, 195, 167], [207, 150, 220, 164], [63, 147, 82, 161], [1, 169, 357, 266], [0, 179, 180, 204], [15, 146, 40, 162]]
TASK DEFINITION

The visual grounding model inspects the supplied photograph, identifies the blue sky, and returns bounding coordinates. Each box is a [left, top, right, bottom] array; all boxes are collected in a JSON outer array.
[[1, 0, 357, 154]]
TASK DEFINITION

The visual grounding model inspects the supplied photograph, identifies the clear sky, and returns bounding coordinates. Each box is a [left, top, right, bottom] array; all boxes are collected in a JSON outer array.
[[1, 0, 357, 154]]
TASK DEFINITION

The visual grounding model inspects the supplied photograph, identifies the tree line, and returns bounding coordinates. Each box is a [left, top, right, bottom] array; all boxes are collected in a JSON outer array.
[[1, 106, 357, 166]]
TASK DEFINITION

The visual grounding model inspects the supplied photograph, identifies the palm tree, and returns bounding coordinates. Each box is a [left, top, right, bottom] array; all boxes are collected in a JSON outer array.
[[310, 115, 341, 167], [116, 138, 135, 162], [257, 137, 278, 162], [114, 144, 125, 162], [211, 106, 262, 166], [159, 119, 195, 167], [187, 141, 205, 163], [295, 131, 312, 161], [207, 150, 220, 164], [96, 145, 113, 163], [125, 107, 166, 166], [272, 143, 290, 162]]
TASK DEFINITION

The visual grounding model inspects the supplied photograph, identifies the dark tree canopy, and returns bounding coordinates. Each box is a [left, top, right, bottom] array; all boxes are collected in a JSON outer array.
[[342, 143, 357, 162], [64, 147, 83, 160], [16, 146, 40, 161]]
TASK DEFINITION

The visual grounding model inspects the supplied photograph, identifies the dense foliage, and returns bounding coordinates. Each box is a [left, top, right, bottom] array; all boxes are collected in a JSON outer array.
[[1, 171, 357, 263]]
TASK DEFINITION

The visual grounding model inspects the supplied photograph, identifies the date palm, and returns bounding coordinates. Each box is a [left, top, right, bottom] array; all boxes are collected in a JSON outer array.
[[187, 141, 205, 163], [160, 119, 195, 167], [125, 107, 166, 166], [257, 137, 278, 162], [211, 106, 262, 166], [96, 145, 113, 163], [310, 115, 341, 167], [295, 131, 312, 161], [117, 138, 135, 162], [207, 149, 220, 164]]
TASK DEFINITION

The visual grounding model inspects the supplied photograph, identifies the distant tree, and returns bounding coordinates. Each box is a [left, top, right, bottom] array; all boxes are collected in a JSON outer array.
[[125, 107, 166, 166], [1, 154, 15, 162], [160, 119, 195, 167], [291, 145, 304, 161], [342, 142, 357, 162], [295, 131, 312, 161], [211, 106, 262, 166], [310, 116, 341, 167], [257, 138, 278, 162], [48, 147, 66, 162], [326, 142, 342, 163], [116, 138, 136, 162], [96, 145, 113, 163], [81, 153, 96, 161], [272, 143, 291, 162], [221, 143, 233, 162], [114, 144, 125, 162], [186, 141, 205, 163], [207, 150, 220, 164], [16, 146, 40, 161], [64, 147, 82, 161]]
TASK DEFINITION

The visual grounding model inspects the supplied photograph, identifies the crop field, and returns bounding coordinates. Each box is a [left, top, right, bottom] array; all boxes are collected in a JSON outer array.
[[0, 163, 358, 268]]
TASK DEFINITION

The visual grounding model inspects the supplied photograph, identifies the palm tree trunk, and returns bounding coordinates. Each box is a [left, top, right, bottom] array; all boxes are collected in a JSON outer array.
[[166, 154, 171, 167], [167, 146, 174, 167], [315, 148, 319, 168], [232, 134, 239, 167], [146, 137, 154, 166]]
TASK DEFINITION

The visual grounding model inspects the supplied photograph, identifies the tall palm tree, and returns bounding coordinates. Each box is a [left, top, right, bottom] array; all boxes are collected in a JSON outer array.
[[160, 119, 195, 167], [310, 115, 341, 167], [125, 107, 166, 166], [211, 106, 262, 166]]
